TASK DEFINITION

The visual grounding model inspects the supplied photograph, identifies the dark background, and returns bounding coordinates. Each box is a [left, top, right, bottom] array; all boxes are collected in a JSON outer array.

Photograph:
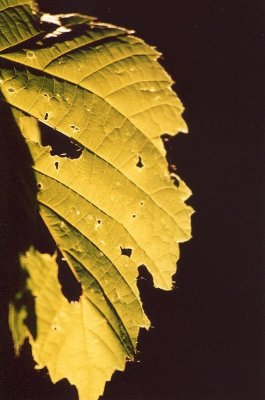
[[2, 1, 264, 399]]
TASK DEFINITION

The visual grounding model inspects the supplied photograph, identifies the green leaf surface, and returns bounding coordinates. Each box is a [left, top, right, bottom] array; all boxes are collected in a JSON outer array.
[[2, 5, 193, 400]]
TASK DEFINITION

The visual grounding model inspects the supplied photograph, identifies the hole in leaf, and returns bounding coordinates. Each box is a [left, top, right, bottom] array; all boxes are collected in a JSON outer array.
[[57, 250, 82, 302], [43, 92, 49, 98], [8, 87, 15, 93], [140, 201, 144, 206], [40, 123, 83, 159], [95, 219, 102, 230], [170, 175, 180, 187], [70, 125, 80, 133], [44, 112, 49, 121], [54, 161, 59, 170], [132, 213, 137, 219], [120, 247, 132, 258], [136, 156, 144, 168], [37, 182, 42, 190]]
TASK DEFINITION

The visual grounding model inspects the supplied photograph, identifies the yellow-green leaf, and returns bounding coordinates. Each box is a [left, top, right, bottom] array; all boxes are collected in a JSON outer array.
[[0, 0, 41, 51], [11, 248, 132, 400], [2, 5, 193, 400]]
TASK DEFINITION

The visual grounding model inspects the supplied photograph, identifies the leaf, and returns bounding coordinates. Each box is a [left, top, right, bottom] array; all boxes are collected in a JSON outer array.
[[2, 3, 193, 400], [0, 0, 41, 51], [11, 248, 132, 400]]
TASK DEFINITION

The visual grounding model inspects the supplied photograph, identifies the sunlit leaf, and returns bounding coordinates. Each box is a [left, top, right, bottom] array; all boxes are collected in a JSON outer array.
[[0, 0, 41, 51], [1, 2, 193, 399], [11, 248, 132, 400]]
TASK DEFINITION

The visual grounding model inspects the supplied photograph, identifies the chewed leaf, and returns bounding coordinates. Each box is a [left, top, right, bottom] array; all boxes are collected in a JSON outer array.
[[10, 248, 132, 400], [1, 4, 193, 400]]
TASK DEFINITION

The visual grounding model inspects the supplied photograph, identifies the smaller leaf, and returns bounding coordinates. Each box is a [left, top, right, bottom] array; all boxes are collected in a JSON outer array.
[[10, 248, 134, 400], [9, 299, 28, 356]]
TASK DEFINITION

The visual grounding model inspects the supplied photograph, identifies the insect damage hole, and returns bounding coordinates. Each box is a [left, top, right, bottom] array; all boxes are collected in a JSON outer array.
[[54, 161, 59, 170], [95, 219, 102, 229], [136, 156, 144, 168], [57, 250, 82, 302], [40, 123, 83, 159], [120, 246, 132, 258], [170, 175, 180, 187], [70, 125, 80, 133], [44, 112, 49, 121]]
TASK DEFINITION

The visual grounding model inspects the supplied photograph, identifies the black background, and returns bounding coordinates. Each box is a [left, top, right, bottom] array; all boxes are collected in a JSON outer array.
[[2, 1, 264, 399]]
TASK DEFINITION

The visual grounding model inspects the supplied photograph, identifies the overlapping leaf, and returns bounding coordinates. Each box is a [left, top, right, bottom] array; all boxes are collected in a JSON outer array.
[[10, 248, 132, 400], [0, 0, 41, 51], [1, 2, 193, 399]]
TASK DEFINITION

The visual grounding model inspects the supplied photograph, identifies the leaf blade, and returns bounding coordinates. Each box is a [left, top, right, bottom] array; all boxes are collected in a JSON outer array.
[[3, 8, 193, 400], [10, 248, 130, 400], [0, 0, 41, 51]]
